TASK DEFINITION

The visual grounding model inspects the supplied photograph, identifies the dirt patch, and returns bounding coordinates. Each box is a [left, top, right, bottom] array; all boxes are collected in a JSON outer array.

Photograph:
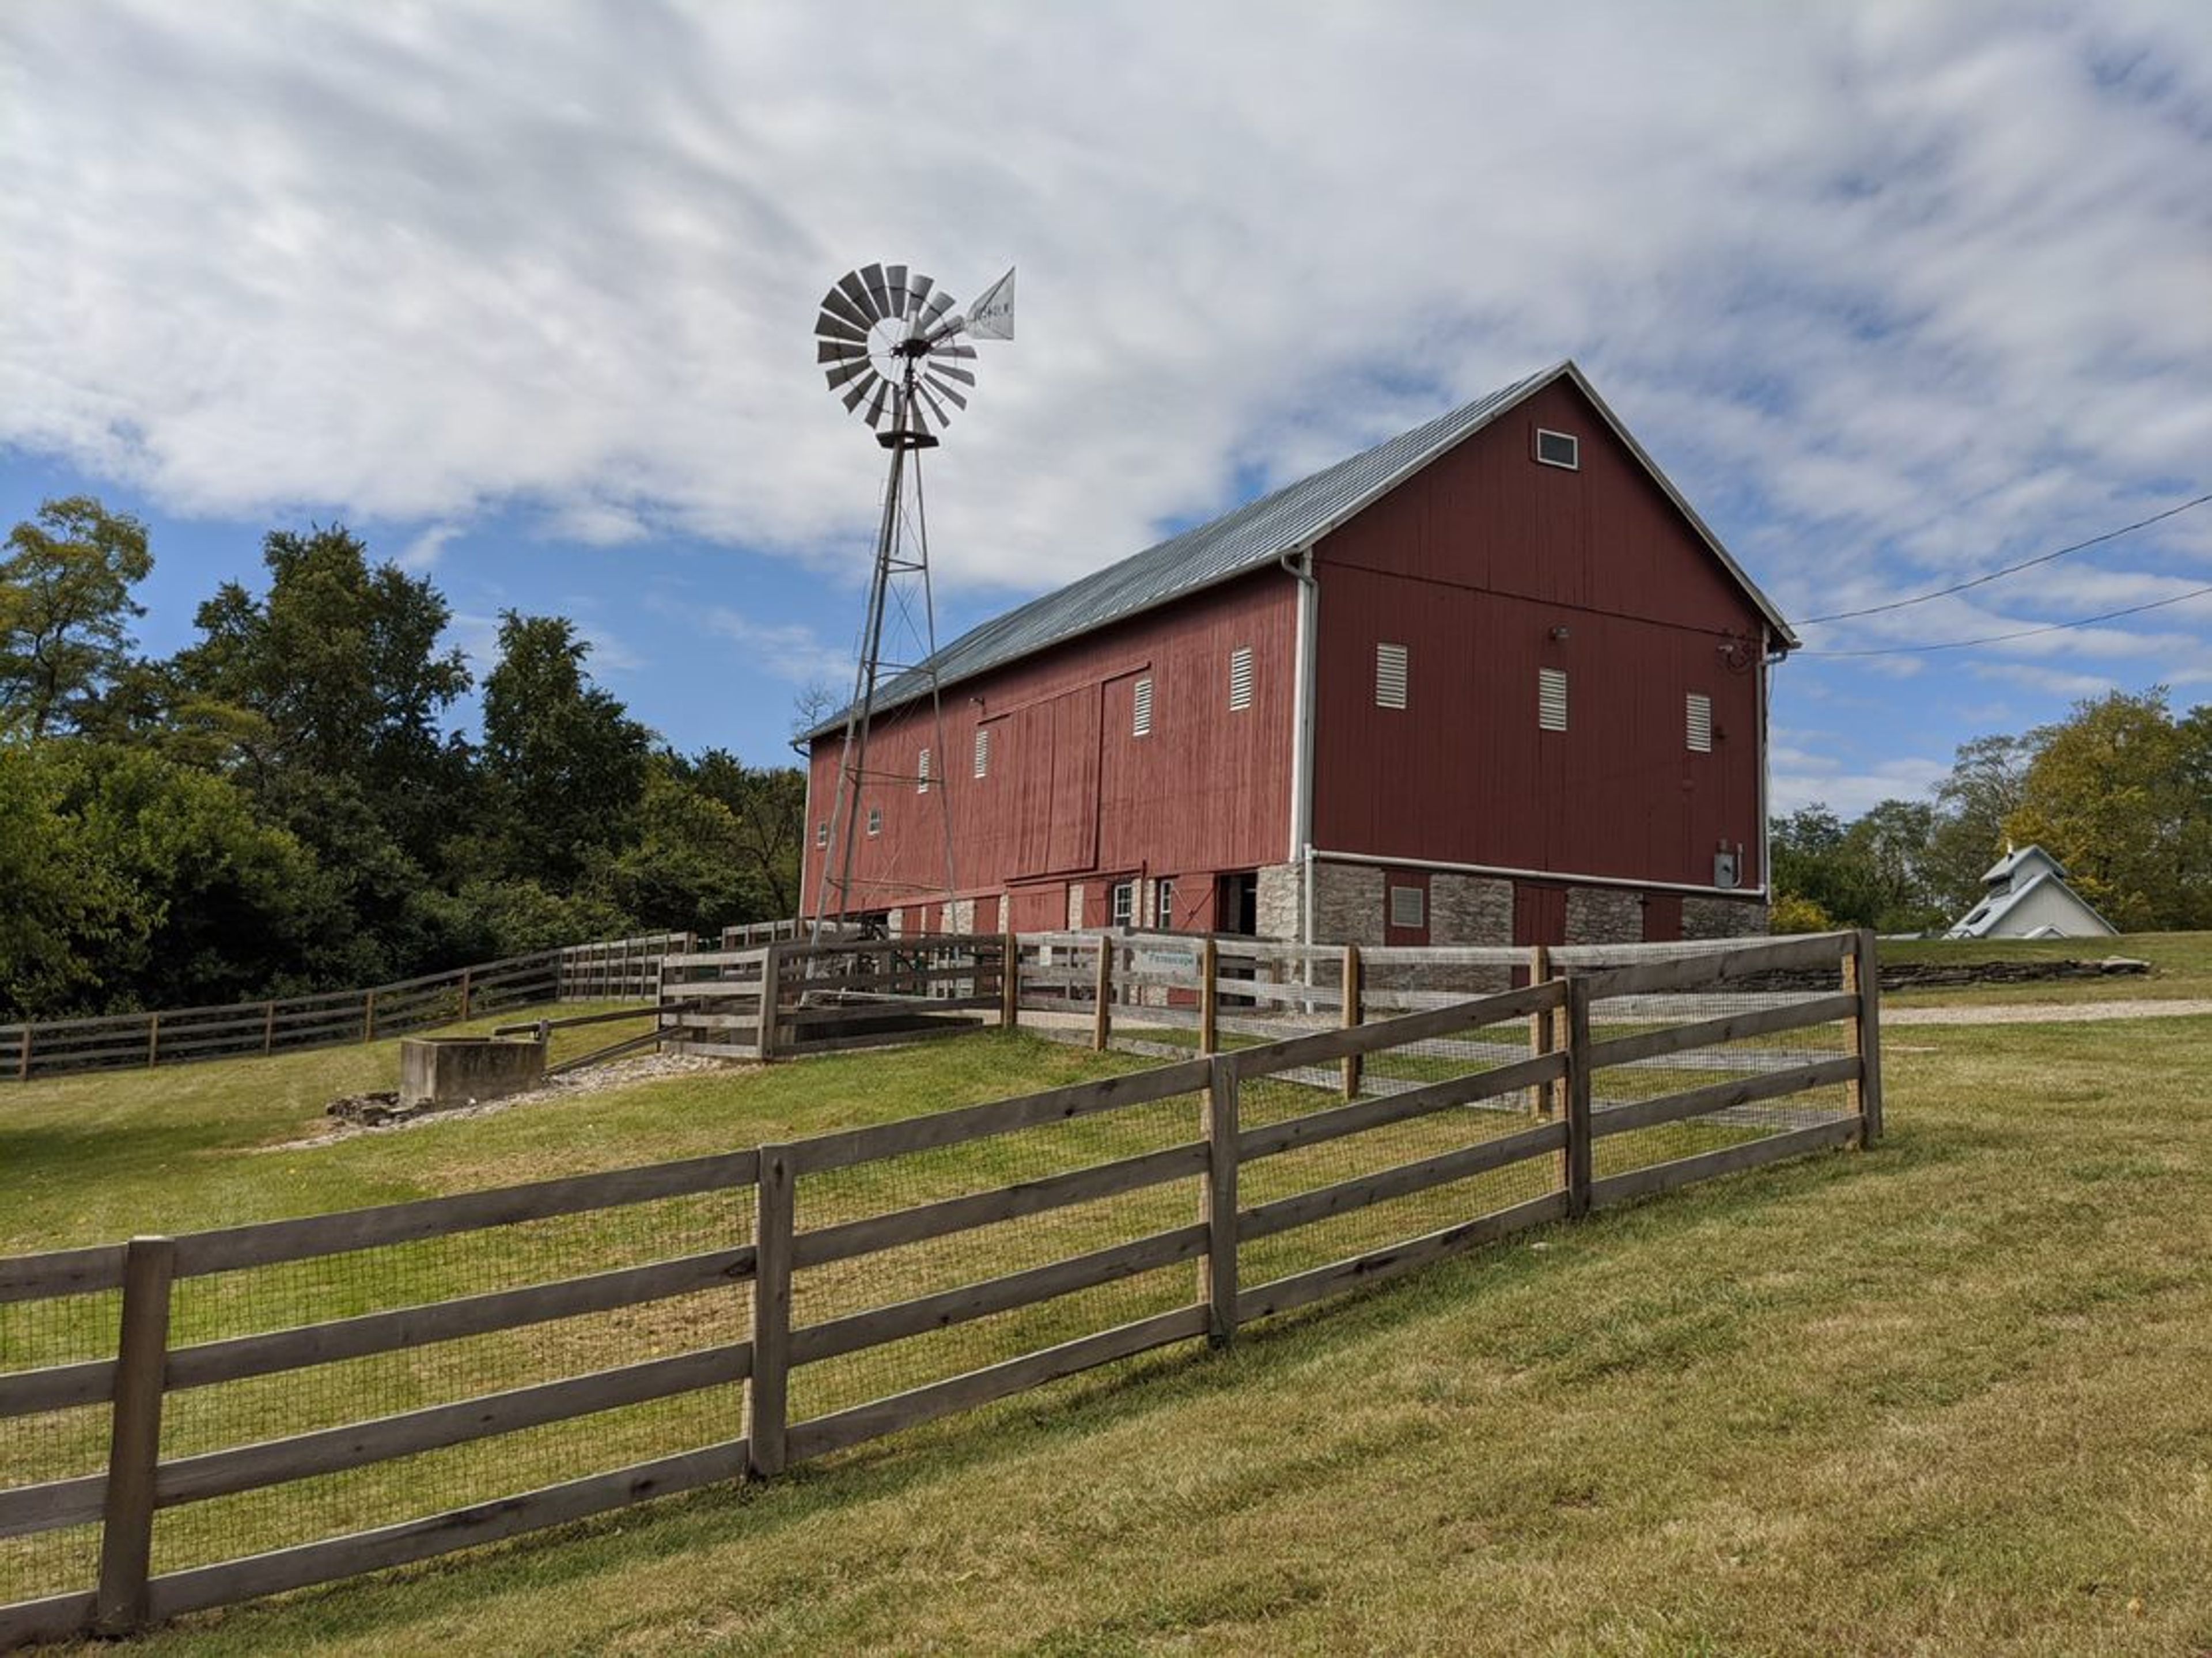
[[262, 1052, 743, 1151], [1883, 999, 2212, 1026]]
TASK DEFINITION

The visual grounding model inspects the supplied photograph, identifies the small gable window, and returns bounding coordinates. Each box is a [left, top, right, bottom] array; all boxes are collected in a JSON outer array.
[[1535, 428, 1580, 470]]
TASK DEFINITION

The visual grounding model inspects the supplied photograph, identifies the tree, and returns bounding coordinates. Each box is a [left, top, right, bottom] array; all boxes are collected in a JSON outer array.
[[2004, 689, 2209, 931], [0, 496, 153, 741], [51, 745, 340, 1009], [683, 749, 807, 921], [0, 746, 129, 1016], [480, 613, 652, 885], [1927, 732, 2038, 912], [171, 525, 471, 853]]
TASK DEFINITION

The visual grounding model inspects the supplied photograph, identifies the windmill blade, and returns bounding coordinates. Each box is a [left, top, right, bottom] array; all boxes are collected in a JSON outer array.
[[916, 289, 956, 332], [906, 272, 935, 313], [816, 310, 869, 347], [903, 388, 931, 437], [819, 283, 872, 333], [842, 370, 883, 413], [922, 371, 969, 408], [925, 362, 976, 388], [886, 263, 908, 318], [927, 342, 978, 362], [825, 359, 872, 392], [915, 381, 953, 428], [836, 270, 881, 323], [861, 262, 893, 320], [817, 339, 869, 364], [863, 379, 892, 427]]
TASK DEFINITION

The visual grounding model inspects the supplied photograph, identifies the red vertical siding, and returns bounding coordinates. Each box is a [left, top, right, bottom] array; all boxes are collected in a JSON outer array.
[[803, 572, 1296, 918], [1311, 378, 1768, 891]]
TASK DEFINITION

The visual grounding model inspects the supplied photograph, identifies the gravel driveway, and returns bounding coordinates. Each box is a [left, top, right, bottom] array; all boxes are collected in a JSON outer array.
[[1883, 999, 2212, 1026]]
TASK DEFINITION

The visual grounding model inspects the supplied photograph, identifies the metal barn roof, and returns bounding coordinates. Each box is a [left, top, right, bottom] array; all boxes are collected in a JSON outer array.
[[808, 360, 1795, 740]]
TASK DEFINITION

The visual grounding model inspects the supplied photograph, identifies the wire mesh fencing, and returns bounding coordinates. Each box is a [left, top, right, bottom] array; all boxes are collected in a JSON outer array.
[[2, 929, 1878, 1643]]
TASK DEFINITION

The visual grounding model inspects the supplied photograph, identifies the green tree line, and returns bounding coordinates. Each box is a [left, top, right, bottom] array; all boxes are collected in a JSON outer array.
[[1770, 689, 2212, 935], [1, 498, 806, 1020]]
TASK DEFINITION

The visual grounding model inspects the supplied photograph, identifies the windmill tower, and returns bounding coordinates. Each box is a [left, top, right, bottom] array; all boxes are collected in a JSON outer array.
[[810, 262, 1015, 941]]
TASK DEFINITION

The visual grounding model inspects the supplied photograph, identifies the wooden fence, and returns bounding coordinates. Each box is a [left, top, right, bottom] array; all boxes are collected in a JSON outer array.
[[659, 934, 1005, 1061], [0, 931, 1879, 1646], [552, 933, 694, 1003], [0, 953, 562, 1086]]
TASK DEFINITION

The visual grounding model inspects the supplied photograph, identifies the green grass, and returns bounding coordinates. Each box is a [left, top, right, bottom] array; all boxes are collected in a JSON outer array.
[[9, 995, 2212, 1652], [1880, 929, 2212, 1004]]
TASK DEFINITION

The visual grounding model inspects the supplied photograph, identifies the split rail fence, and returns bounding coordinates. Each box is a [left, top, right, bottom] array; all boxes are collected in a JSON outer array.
[[0, 953, 564, 1086], [0, 930, 1878, 1646]]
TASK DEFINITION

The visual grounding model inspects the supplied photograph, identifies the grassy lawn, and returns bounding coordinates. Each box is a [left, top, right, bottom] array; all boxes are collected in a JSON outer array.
[[7, 992, 2211, 1652], [1880, 929, 2212, 1004]]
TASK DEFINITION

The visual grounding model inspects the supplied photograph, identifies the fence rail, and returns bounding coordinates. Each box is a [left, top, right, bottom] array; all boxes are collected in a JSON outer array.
[[0, 953, 563, 1086], [0, 930, 1880, 1645]]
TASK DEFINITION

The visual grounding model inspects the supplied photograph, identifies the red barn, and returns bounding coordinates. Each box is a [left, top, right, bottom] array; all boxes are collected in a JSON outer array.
[[800, 361, 1798, 947]]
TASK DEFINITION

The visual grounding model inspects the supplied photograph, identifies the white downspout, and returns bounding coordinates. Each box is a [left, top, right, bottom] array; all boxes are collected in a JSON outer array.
[[1281, 544, 1319, 948]]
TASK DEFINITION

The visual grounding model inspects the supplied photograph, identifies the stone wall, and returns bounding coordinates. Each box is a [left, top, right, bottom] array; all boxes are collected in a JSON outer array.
[[1682, 895, 1770, 939], [1565, 886, 1643, 945], [1430, 874, 1513, 944], [1256, 862, 1308, 943]]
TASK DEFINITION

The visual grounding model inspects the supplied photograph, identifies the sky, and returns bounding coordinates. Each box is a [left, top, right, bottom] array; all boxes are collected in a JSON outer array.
[[4, 0, 2209, 817]]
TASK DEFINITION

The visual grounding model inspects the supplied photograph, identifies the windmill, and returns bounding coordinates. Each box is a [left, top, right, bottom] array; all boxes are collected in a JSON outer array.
[[809, 262, 1016, 942]]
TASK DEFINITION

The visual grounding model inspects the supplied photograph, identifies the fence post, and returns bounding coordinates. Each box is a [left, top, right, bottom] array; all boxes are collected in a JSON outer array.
[[459, 970, 473, 1023], [95, 1235, 176, 1634], [1528, 944, 1554, 1118], [1000, 931, 1020, 1030], [1340, 943, 1363, 1101], [1199, 936, 1219, 1054], [1092, 939, 1113, 1052], [748, 1145, 794, 1478], [363, 989, 377, 1043], [263, 1001, 275, 1055], [757, 944, 783, 1063], [1845, 929, 1884, 1145], [18, 1022, 29, 1080], [146, 1013, 160, 1069], [1563, 976, 1593, 1219], [1201, 1055, 1240, 1346]]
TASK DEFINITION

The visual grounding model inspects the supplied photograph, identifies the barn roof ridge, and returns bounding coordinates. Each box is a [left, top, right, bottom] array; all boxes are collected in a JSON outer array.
[[808, 359, 1794, 739]]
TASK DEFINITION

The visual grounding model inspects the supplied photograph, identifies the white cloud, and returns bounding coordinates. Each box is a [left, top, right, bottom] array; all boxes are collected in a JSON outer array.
[[694, 607, 849, 686], [2, 0, 2209, 696], [397, 522, 463, 571]]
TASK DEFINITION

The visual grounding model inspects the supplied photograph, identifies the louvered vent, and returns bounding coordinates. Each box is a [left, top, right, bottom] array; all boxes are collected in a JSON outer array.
[[1133, 677, 1154, 736], [1375, 643, 1408, 710], [974, 726, 991, 777], [916, 748, 931, 792], [1228, 647, 1254, 711], [1388, 885, 1426, 930], [866, 806, 882, 836], [1539, 667, 1569, 731], [815, 822, 828, 848], [1686, 693, 1713, 753]]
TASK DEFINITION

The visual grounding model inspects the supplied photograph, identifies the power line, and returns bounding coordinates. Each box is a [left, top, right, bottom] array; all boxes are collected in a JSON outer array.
[[1796, 490, 2212, 625], [1796, 580, 2212, 657]]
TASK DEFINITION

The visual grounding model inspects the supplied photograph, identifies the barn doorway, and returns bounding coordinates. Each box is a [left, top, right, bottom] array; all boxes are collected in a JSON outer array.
[[1216, 872, 1259, 937]]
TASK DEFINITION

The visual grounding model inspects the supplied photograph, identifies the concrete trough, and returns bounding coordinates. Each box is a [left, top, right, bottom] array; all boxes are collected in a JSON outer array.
[[399, 1034, 546, 1109]]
